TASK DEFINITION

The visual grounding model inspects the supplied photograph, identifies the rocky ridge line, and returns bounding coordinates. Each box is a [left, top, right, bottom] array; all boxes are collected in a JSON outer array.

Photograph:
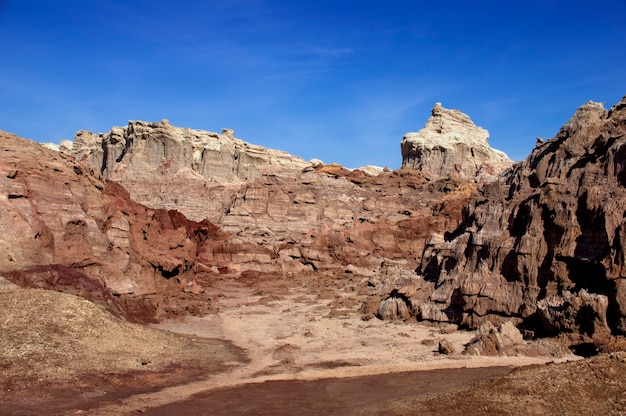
[[62, 120, 315, 222], [65, 119, 311, 182], [59, 120, 479, 284]]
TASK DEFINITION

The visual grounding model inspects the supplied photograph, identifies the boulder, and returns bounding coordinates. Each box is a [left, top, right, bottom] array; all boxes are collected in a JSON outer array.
[[438, 339, 456, 355], [378, 295, 412, 320], [464, 321, 524, 356]]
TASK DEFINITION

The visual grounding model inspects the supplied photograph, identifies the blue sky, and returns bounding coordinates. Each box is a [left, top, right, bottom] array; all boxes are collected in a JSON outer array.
[[1, 1, 625, 168]]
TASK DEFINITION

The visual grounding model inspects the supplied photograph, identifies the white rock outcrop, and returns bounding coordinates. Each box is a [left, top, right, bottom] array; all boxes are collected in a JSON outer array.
[[63, 120, 313, 220], [401, 103, 513, 181], [67, 119, 311, 183]]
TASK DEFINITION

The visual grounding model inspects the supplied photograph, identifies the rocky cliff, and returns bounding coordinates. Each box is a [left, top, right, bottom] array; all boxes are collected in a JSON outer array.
[[385, 97, 626, 345], [62, 120, 314, 222], [0, 130, 225, 322], [2, 127, 474, 323], [67, 120, 310, 181], [4, 95, 626, 348], [401, 103, 513, 181], [61, 120, 477, 284]]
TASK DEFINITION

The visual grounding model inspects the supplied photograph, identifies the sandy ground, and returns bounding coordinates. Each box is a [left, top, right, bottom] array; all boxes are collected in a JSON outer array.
[[4, 283, 624, 415], [82, 282, 576, 415]]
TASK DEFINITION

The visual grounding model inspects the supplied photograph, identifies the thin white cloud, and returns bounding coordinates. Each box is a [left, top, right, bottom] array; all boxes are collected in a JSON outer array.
[[298, 47, 354, 58]]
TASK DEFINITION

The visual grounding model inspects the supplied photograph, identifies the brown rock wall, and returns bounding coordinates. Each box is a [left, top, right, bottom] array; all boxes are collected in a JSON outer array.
[[0, 131, 218, 322], [64, 121, 474, 282], [397, 96, 626, 344]]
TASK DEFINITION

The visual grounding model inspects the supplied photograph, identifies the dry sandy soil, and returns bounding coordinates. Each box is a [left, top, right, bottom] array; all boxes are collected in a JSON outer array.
[[2, 279, 626, 415]]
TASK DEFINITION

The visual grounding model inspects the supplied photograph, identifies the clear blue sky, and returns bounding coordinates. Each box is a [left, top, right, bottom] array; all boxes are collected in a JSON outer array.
[[1, 1, 625, 168]]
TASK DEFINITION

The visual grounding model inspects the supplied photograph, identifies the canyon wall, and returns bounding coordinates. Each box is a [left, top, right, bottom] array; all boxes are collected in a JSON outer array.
[[61, 120, 483, 283], [1, 125, 477, 323], [11, 97, 625, 347], [384, 97, 626, 344], [63, 120, 311, 222]]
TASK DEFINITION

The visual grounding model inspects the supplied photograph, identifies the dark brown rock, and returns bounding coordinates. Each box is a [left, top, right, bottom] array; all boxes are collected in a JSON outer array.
[[398, 96, 626, 344]]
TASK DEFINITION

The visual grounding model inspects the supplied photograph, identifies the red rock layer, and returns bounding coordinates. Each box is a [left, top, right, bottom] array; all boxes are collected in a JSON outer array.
[[0, 131, 218, 322]]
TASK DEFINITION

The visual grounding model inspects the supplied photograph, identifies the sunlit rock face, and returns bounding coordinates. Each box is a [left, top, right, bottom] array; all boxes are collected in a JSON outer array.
[[65, 120, 312, 222], [61, 120, 473, 282], [0, 130, 220, 322], [386, 96, 626, 344], [0, 119, 468, 327], [70, 120, 312, 182], [7, 95, 626, 347], [401, 103, 513, 181]]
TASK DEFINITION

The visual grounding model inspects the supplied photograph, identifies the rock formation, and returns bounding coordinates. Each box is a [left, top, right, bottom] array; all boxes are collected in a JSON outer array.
[[401, 103, 513, 181], [0, 130, 222, 322], [68, 120, 310, 182], [10, 96, 626, 347], [384, 96, 626, 345], [463, 321, 524, 356], [2, 126, 475, 324], [61, 121, 475, 284], [64, 120, 311, 222]]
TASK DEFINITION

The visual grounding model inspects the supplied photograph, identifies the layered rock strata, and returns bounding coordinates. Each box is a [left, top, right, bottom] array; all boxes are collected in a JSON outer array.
[[61, 122, 474, 282], [64, 120, 311, 221], [2, 128, 475, 324], [0, 131, 221, 322], [385, 97, 626, 344], [5, 95, 626, 348], [401, 103, 513, 181]]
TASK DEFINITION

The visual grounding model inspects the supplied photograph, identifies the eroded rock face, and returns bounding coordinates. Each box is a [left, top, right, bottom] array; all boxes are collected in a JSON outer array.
[[7, 95, 625, 348], [390, 96, 626, 344], [0, 131, 220, 322], [188, 167, 476, 296], [401, 103, 513, 181], [463, 322, 524, 356], [62, 123, 475, 285], [66, 120, 312, 222], [71, 120, 310, 182], [3, 127, 475, 324]]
